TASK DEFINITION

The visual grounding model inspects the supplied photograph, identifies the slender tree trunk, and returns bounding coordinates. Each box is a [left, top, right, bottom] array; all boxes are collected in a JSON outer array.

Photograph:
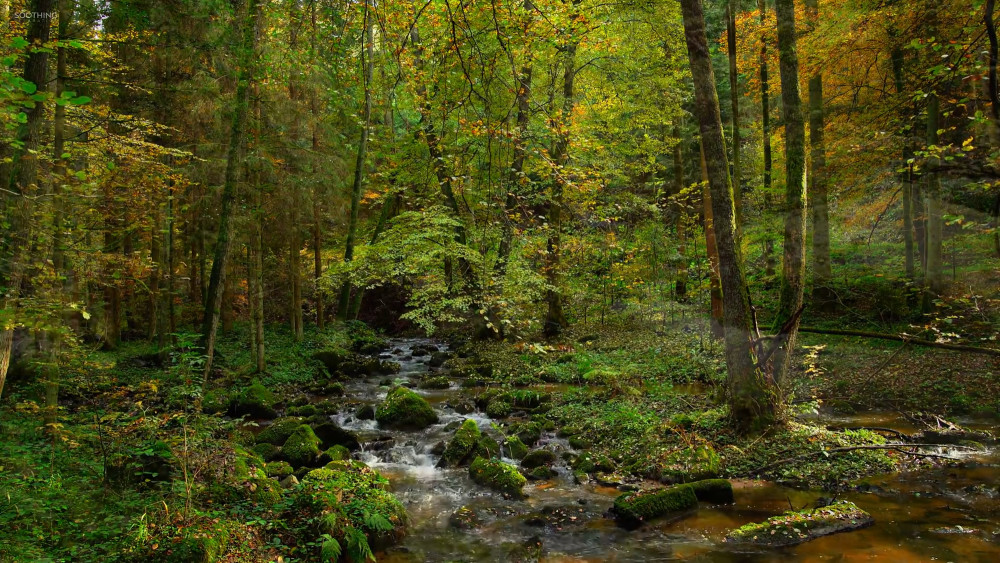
[[202, 0, 260, 379], [806, 0, 832, 309], [772, 0, 808, 386], [310, 0, 325, 329], [289, 197, 303, 340], [923, 93, 944, 312], [985, 0, 1000, 256], [891, 46, 916, 279], [673, 129, 688, 298], [681, 0, 777, 431], [701, 143, 724, 337], [758, 0, 772, 196], [497, 2, 534, 275], [0, 0, 55, 402], [338, 3, 374, 320], [727, 0, 742, 227]]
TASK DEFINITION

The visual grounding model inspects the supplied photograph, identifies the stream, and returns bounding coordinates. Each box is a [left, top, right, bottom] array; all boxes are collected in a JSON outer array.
[[330, 339, 1000, 561]]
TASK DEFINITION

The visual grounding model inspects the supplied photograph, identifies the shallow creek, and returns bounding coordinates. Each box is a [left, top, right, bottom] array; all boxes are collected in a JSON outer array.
[[332, 339, 1000, 561]]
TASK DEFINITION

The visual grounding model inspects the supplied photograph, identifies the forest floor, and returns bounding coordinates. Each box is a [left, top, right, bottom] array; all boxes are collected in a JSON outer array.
[[0, 317, 996, 561]]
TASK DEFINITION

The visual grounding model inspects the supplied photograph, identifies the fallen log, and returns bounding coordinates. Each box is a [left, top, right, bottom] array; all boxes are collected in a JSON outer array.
[[726, 500, 873, 547], [752, 443, 973, 474], [797, 327, 1000, 357]]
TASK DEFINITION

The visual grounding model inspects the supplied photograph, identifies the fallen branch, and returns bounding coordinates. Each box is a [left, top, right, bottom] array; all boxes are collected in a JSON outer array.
[[753, 443, 972, 474], [798, 327, 1000, 357]]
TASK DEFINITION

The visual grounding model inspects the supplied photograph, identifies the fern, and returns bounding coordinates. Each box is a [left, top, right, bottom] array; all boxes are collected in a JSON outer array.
[[344, 526, 375, 562], [319, 534, 342, 562], [362, 510, 394, 533]]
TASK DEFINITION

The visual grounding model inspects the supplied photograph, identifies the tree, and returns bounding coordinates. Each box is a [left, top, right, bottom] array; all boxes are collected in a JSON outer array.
[[772, 0, 807, 387], [202, 0, 261, 379], [806, 0, 832, 309], [680, 0, 778, 430]]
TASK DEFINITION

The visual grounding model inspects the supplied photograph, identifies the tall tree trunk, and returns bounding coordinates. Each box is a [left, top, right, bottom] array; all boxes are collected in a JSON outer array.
[[310, 0, 325, 329], [727, 0, 742, 227], [673, 128, 688, 298], [543, 3, 580, 338], [806, 0, 832, 309], [0, 0, 55, 402], [758, 0, 772, 196], [338, 3, 374, 321], [202, 0, 260, 379], [923, 93, 944, 312], [289, 197, 303, 340], [680, 0, 777, 431], [891, 45, 916, 279], [497, 1, 534, 275], [701, 143, 724, 337], [772, 0, 808, 387], [985, 0, 1000, 256]]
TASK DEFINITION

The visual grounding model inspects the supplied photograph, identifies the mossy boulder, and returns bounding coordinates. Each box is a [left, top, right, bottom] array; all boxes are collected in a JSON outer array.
[[688, 479, 734, 504], [311, 422, 361, 451], [376, 386, 439, 430], [725, 501, 874, 547], [475, 434, 502, 459], [418, 375, 452, 390], [317, 445, 351, 464], [248, 477, 282, 506], [486, 399, 512, 419], [251, 442, 280, 462], [469, 457, 527, 499], [313, 349, 350, 375], [521, 449, 556, 469], [286, 404, 318, 417], [282, 425, 322, 467], [514, 421, 542, 447], [505, 436, 529, 460], [612, 484, 697, 528], [356, 404, 376, 420], [229, 383, 278, 419], [659, 444, 721, 482], [202, 389, 231, 415], [265, 461, 294, 478], [256, 417, 305, 446], [437, 419, 481, 468]]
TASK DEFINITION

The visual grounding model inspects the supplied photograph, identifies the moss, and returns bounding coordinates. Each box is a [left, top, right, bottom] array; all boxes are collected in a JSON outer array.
[[318, 445, 351, 464], [232, 445, 266, 480], [529, 466, 557, 480], [486, 399, 512, 419], [375, 386, 439, 430], [324, 381, 346, 396], [248, 477, 282, 506], [438, 419, 481, 467], [659, 444, 720, 482], [311, 422, 361, 451], [251, 442, 280, 462], [514, 421, 542, 446], [688, 479, 734, 504], [469, 457, 527, 499], [256, 417, 305, 446], [475, 434, 502, 459], [612, 484, 697, 527], [286, 404, 318, 417], [418, 376, 452, 390], [265, 461, 294, 478], [202, 389, 230, 415], [229, 382, 278, 419], [725, 501, 874, 547], [505, 436, 529, 460], [504, 390, 548, 409], [282, 425, 322, 467], [521, 449, 556, 469]]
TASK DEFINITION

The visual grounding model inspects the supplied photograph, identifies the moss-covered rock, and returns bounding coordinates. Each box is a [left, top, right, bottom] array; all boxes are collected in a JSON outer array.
[[251, 442, 280, 462], [356, 404, 376, 420], [256, 417, 305, 446], [376, 386, 439, 430], [313, 349, 350, 376], [265, 461, 294, 478], [282, 425, 322, 467], [202, 389, 231, 415], [485, 399, 512, 419], [437, 419, 481, 468], [469, 457, 527, 499], [286, 404, 318, 417], [528, 466, 557, 480], [514, 421, 542, 447], [658, 444, 721, 482], [475, 434, 502, 459], [229, 383, 278, 419], [248, 477, 282, 506], [521, 449, 556, 469], [311, 422, 361, 451], [725, 501, 874, 547], [505, 436, 529, 460], [317, 445, 351, 464], [688, 479, 734, 504], [418, 375, 452, 390], [612, 484, 697, 528]]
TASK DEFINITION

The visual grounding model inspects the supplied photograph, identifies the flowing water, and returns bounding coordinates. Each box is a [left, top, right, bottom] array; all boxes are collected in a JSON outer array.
[[334, 339, 1000, 561]]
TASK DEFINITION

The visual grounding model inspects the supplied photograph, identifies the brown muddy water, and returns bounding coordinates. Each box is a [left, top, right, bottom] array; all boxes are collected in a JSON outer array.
[[333, 340, 1000, 562]]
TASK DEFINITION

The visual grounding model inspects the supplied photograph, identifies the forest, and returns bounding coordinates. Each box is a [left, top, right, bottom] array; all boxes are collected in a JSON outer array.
[[2, 0, 1000, 560]]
